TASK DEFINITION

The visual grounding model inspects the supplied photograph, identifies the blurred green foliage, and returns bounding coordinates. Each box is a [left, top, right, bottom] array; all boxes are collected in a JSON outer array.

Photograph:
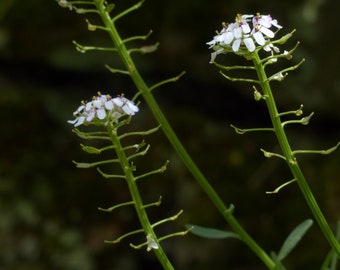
[[0, 0, 339, 269]]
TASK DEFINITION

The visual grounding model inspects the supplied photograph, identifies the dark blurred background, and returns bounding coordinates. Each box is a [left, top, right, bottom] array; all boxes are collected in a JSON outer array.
[[0, 0, 339, 269]]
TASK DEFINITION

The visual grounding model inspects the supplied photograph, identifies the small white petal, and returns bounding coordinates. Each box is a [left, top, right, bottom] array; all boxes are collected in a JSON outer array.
[[226, 23, 236, 32], [263, 44, 272, 51], [146, 234, 159, 252], [258, 17, 272, 28], [244, 37, 255, 52], [223, 32, 234, 44], [98, 95, 108, 103], [206, 39, 216, 47], [273, 72, 284, 80], [242, 14, 254, 20], [86, 110, 95, 121], [270, 57, 278, 63], [75, 116, 85, 127], [85, 102, 92, 111], [112, 97, 124, 107], [73, 105, 84, 115], [122, 104, 134, 115], [259, 27, 275, 38], [122, 101, 139, 115], [67, 119, 77, 125], [105, 100, 114, 110], [130, 103, 139, 112], [241, 23, 251, 34], [233, 27, 242, 39], [253, 31, 266, 45], [232, 39, 241, 52], [215, 34, 225, 43], [96, 108, 106, 119], [283, 50, 292, 59], [252, 17, 259, 26], [93, 99, 102, 109], [271, 19, 282, 29], [272, 45, 280, 53]]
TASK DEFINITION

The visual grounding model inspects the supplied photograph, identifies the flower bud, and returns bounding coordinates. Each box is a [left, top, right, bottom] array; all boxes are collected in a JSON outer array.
[[254, 89, 262, 101]]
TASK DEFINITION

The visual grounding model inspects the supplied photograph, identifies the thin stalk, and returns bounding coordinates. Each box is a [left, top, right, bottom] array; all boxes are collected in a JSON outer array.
[[93, 1, 275, 268], [252, 52, 340, 257], [108, 122, 174, 269]]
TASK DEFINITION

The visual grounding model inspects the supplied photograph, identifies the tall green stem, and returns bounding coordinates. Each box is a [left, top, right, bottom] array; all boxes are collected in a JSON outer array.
[[252, 52, 340, 257], [93, 0, 275, 268]]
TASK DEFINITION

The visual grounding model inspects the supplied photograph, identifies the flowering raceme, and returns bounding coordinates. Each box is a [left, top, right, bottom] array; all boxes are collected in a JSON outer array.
[[68, 93, 139, 127], [207, 13, 282, 60]]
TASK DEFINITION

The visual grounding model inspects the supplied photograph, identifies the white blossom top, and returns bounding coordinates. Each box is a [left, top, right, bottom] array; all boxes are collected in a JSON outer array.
[[207, 13, 282, 60], [68, 93, 139, 127]]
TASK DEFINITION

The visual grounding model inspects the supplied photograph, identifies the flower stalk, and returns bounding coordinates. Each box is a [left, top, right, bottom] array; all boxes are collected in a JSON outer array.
[[208, 11, 340, 263], [251, 52, 340, 257], [68, 92, 178, 269], [208, 12, 340, 259], [106, 121, 175, 269]]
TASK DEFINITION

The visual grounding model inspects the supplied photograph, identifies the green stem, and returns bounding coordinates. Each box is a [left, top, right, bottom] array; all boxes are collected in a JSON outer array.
[[252, 52, 340, 257], [93, 0, 275, 268], [108, 123, 174, 270]]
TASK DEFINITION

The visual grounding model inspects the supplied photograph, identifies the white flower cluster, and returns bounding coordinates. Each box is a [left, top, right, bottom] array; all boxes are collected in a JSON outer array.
[[68, 93, 139, 127], [207, 13, 282, 59]]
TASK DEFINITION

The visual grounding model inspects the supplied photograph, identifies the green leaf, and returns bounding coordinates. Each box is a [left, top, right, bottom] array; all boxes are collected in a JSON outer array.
[[277, 219, 313, 261], [186, 224, 239, 239]]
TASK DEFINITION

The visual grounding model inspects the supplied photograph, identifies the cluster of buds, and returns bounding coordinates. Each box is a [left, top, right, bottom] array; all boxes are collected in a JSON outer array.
[[207, 13, 282, 60], [68, 92, 139, 127]]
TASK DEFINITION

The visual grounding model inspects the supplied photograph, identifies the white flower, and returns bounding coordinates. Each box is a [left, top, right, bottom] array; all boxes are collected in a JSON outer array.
[[146, 234, 159, 252], [207, 14, 255, 53], [68, 93, 139, 127], [283, 50, 292, 60], [253, 14, 282, 30], [207, 13, 282, 57], [272, 72, 285, 81], [263, 43, 280, 52], [251, 14, 282, 48]]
